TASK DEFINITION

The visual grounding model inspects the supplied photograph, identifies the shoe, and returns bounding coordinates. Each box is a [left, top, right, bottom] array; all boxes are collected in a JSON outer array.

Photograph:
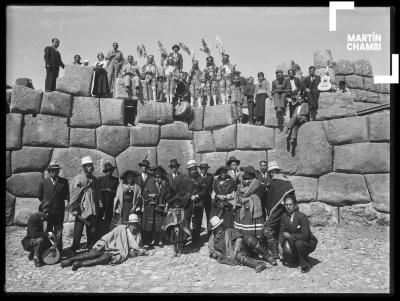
[[159, 242, 164, 248], [301, 264, 311, 273], [28, 251, 34, 261], [255, 262, 267, 273], [34, 258, 43, 267], [72, 261, 82, 271]]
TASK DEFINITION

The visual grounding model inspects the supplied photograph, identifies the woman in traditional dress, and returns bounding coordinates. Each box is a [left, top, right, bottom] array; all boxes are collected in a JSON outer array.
[[92, 53, 110, 97], [210, 166, 237, 229], [254, 72, 270, 126]]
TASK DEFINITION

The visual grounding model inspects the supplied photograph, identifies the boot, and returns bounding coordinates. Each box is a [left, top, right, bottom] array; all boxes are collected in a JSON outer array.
[[72, 253, 112, 271], [253, 242, 277, 266], [236, 253, 267, 273], [60, 248, 101, 268]]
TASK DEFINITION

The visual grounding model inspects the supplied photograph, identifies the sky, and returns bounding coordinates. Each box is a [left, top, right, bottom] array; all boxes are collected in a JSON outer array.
[[6, 6, 391, 90]]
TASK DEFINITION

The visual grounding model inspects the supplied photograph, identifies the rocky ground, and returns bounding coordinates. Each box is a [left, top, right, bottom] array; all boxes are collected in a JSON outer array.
[[5, 223, 390, 294]]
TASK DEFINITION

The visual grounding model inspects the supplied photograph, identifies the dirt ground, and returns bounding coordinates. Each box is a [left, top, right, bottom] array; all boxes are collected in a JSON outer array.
[[4, 223, 390, 293]]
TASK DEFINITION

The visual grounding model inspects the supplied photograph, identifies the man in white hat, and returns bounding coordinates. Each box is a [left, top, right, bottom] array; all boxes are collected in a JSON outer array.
[[38, 160, 69, 254], [208, 216, 276, 273], [68, 156, 103, 255]]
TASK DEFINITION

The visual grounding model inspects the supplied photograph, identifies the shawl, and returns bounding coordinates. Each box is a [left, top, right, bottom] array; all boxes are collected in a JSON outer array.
[[70, 173, 99, 219], [265, 174, 295, 219], [113, 182, 141, 213], [238, 179, 263, 221], [211, 176, 236, 208]]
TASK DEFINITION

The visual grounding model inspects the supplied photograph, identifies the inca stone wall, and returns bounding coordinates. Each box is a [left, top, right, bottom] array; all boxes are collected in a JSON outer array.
[[5, 50, 390, 231]]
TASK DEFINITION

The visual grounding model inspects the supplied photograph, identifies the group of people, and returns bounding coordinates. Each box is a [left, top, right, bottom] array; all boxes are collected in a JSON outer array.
[[22, 154, 318, 274]]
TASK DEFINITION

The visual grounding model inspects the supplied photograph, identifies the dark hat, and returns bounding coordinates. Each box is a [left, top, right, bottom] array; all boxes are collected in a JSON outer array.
[[139, 160, 150, 168], [102, 161, 115, 173], [243, 166, 257, 179], [39, 201, 51, 212], [226, 156, 240, 166], [199, 161, 210, 169], [74, 54, 81, 59], [47, 160, 62, 170], [113, 42, 119, 46], [152, 165, 167, 176], [172, 44, 180, 51], [206, 55, 214, 60], [215, 165, 229, 176], [275, 69, 283, 74], [168, 159, 181, 168], [120, 170, 139, 180]]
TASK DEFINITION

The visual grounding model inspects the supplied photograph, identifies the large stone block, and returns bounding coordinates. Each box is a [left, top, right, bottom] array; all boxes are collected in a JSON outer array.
[[313, 49, 334, 70], [51, 147, 117, 181], [364, 174, 390, 214], [318, 172, 371, 206], [100, 98, 124, 126], [204, 104, 234, 130], [70, 97, 101, 128], [135, 101, 174, 125], [353, 59, 373, 77], [267, 129, 299, 175], [69, 128, 97, 148], [200, 152, 228, 175], [353, 102, 381, 112], [362, 77, 380, 93], [6, 191, 16, 226], [287, 176, 318, 203], [157, 140, 195, 170], [160, 121, 194, 140], [345, 74, 364, 89], [213, 125, 237, 151], [316, 94, 357, 120], [6, 113, 23, 150], [236, 124, 274, 150], [349, 89, 379, 103], [379, 83, 390, 94], [323, 116, 368, 145], [10, 85, 43, 114], [15, 78, 34, 88], [378, 93, 390, 104], [368, 110, 390, 141], [264, 97, 290, 127], [114, 77, 139, 100], [40, 91, 72, 117], [130, 124, 160, 146], [227, 150, 267, 169], [23, 114, 69, 147], [340, 203, 383, 226], [6, 151, 11, 178], [116, 146, 157, 176], [14, 198, 41, 226], [333, 59, 354, 75], [333, 143, 389, 173], [298, 202, 338, 226], [194, 131, 216, 153], [56, 65, 94, 96], [6, 172, 43, 198], [96, 125, 130, 157], [188, 106, 204, 131], [296, 121, 332, 176], [11, 147, 53, 173]]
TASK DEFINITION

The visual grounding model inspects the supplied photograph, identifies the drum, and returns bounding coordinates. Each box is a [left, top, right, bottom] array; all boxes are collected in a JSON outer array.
[[42, 239, 60, 265], [282, 239, 297, 263], [174, 101, 193, 121]]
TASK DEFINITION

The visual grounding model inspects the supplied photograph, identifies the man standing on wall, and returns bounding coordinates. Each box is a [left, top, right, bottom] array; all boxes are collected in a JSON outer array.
[[302, 66, 321, 121], [105, 42, 124, 94], [44, 38, 65, 92]]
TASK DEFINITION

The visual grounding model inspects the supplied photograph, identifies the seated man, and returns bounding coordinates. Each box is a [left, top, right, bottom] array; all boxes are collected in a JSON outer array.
[[208, 216, 277, 273], [121, 55, 141, 96], [336, 80, 353, 96], [60, 214, 148, 271], [21, 202, 56, 267], [278, 194, 318, 273]]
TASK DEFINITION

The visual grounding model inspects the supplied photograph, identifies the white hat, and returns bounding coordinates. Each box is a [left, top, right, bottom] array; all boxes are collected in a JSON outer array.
[[187, 159, 197, 169], [210, 216, 224, 230], [81, 156, 93, 165], [128, 214, 140, 223], [268, 161, 280, 172]]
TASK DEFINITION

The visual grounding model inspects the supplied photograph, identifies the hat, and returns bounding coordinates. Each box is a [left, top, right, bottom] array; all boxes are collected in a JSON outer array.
[[139, 159, 150, 168], [275, 70, 283, 74], [39, 201, 51, 212], [47, 160, 61, 170], [210, 216, 224, 230], [83, 59, 89, 63], [74, 54, 81, 59], [81, 156, 93, 165], [172, 44, 180, 51], [226, 156, 240, 166], [120, 170, 139, 180], [153, 165, 167, 176], [168, 159, 181, 168], [113, 42, 118, 46], [215, 165, 229, 176], [128, 213, 140, 223], [268, 161, 280, 172], [206, 55, 214, 60], [147, 55, 154, 59], [222, 53, 229, 58], [243, 166, 257, 179], [187, 159, 197, 169], [199, 161, 210, 169], [102, 161, 115, 173]]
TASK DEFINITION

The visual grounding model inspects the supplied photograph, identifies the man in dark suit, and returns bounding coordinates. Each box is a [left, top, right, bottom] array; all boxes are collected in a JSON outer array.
[[21, 202, 55, 267], [255, 160, 271, 220], [278, 194, 318, 273], [37, 161, 69, 253], [286, 69, 302, 118], [169, 44, 183, 73], [198, 161, 214, 237], [166, 159, 185, 197], [135, 159, 152, 192], [302, 66, 321, 121], [44, 38, 65, 92], [271, 70, 291, 131]]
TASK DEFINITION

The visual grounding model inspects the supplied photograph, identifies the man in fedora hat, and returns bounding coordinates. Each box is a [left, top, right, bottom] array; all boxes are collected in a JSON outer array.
[[69, 156, 103, 255], [169, 44, 183, 73], [166, 159, 184, 197], [99, 161, 119, 232], [261, 161, 295, 259], [226, 156, 241, 184], [208, 216, 276, 273], [135, 159, 152, 192], [38, 160, 69, 253], [199, 161, 214, 237]]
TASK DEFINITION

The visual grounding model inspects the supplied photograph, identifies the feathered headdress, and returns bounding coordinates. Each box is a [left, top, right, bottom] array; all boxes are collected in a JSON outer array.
[[136, 44, 147, 58], [199, 38, 211, 56], [158, 41, 168, 58], [179, 42, 195, 60], [215, 36, 226, 56]]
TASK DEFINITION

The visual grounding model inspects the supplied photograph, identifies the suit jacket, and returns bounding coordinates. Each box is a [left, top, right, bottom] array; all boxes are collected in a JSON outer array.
[[169, 52, 183, 71], [199, 172, 214, 201], [37, 177, 69, 215], [166, 172, 185, 196], [278, 209, 318, 245], [287, 77, 301, 94], [21, 212, 49, 250], [271, 78, 291, 95], [186, 174, 209, 207], [44, 46, 64, 75], [302, 75, 321, 90], [135, 173, 152, 192], [255, 170, 270, 199], [293, 102, 309, 117]]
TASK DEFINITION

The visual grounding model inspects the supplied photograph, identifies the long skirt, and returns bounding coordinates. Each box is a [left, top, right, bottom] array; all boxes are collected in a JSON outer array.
[[234, 207, 265, 239], [255, 93, 267, 119], [121, 199, 133, 225], [142, 203, 165, 232], [92, 69, 110, 96], [210, 204, 235, 229]]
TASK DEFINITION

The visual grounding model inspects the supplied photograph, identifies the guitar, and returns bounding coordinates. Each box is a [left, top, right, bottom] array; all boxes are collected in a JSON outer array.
[[318, 66, 332, 91]]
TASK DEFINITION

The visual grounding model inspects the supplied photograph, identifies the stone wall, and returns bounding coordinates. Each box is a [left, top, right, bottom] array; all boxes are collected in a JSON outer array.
[[6, 52, 390, 229]]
